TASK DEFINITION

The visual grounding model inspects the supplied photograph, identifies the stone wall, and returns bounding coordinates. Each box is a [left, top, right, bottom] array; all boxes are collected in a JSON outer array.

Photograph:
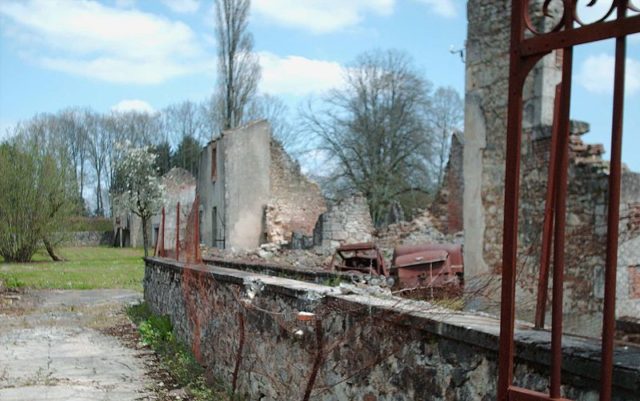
[[144, 258, 640, 401], [430, 131, 464, 235], [63, 231, 113, 247], [315, 195, 374, 248], [266, 141, 327, 245]]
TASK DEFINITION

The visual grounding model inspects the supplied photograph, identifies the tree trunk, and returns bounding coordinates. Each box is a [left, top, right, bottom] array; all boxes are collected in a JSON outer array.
[[142, 217, 149, 257], [43, 237, 64, 261]]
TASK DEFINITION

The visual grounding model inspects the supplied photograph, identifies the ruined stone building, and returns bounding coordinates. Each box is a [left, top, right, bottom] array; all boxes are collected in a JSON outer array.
[[462, 0, 640, 331], [113, 167, 196, 249], [197, 120, 326, 250]]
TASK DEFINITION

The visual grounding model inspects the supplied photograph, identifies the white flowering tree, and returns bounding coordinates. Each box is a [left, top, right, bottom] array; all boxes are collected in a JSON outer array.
[[115, 143, 163, 257]]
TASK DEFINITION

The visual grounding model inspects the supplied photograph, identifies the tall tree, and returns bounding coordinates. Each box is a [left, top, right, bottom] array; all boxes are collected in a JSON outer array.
[[56, 108, 89, 202], [172, 135, 201, 177], [151, 141, 172, 177], [86, 112, 109, 216], [162, 101, 208, 147], [302, 49, 436, 226], [429, 86, 463, 187], [215, 0, 261, 130]]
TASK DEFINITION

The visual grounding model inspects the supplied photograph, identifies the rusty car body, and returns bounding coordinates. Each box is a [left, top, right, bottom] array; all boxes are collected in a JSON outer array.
[[330, 242, 388, 277], [391, 244, 463, 295]]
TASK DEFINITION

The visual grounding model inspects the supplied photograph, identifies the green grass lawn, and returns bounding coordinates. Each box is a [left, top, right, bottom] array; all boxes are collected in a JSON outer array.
[[0, 247, 145, 291]]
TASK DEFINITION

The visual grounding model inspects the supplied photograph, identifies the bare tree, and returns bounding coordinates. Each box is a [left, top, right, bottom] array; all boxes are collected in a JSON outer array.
[[86, 112, 110, 216], [244, 93, 299, 151], [162, 100, 208, 148], [57, 108, 90, 202], [215, 0, 261, 130], [202, 95, 222, 139], [429, 86, 463, 187], [302, 49, 436, 226]]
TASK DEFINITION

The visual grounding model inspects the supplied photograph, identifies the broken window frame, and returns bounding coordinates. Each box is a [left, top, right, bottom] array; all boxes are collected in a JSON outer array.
[[211, 143, 217, 181]]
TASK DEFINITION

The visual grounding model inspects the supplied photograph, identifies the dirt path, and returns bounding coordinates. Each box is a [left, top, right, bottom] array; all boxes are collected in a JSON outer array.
[[0, 289, 157, 401]]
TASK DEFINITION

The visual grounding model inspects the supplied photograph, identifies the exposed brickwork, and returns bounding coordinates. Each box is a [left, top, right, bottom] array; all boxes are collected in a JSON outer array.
[[629, 266, 640, 300], [266, 141, 327, 245]]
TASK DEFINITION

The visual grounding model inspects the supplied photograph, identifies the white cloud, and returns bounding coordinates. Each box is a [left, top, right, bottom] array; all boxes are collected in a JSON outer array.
[[578, 54, 640, 96], [252, 0, 394, 34], [161, 0, 200, 14], [0, 0, 211, 84], [111, 99, 155, 114], [252, 0, 459, 33], [258, 52, 344, 96], [575, 1, 615, 24], [414, 0, 457, 18]]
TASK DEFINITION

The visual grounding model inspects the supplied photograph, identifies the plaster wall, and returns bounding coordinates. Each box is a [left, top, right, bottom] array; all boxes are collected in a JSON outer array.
[[224, 120, 271, 249], [197, 140, 226, 248]]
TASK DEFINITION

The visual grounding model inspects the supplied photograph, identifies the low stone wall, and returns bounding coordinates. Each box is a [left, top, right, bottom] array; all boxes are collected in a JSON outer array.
[[144, 258, 639, 401], [64, 231, 113, 247]]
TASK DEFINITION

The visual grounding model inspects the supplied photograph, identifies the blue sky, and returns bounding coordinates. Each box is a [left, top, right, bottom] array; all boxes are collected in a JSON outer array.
[[0, 0, 638, 170]]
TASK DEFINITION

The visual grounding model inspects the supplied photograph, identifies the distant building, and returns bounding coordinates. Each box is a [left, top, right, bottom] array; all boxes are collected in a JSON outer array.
[[197, 120, 326, 250]]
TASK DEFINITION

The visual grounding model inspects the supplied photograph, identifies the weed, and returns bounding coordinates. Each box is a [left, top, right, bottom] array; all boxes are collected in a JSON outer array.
[[0, 275, 26, 289], [126, 302, 152, 324], [322, 276, 342, 287], [127, 303, 241, 401], [432, 297, 464, 311]]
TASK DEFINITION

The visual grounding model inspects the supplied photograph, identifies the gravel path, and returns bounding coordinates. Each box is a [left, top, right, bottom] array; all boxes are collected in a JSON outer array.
[[0, 289, 156, 401]]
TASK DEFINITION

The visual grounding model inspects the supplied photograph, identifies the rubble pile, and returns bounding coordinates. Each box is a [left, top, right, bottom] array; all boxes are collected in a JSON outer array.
[[202, 244, 331, 270], [202, 208, 464, 273]]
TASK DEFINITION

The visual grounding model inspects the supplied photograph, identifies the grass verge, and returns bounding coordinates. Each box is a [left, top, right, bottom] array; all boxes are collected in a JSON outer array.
[[127, 303, 240, 401], [0, 247, 144, 291]]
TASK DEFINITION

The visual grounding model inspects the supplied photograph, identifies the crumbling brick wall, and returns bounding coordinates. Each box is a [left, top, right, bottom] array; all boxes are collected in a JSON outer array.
[[266, 141, 327, 245], [315, 195, 374, 249]]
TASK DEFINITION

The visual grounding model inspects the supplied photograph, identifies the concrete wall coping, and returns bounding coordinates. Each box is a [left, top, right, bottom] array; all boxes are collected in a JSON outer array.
[[203, 256, 347, 284], [145, 257, 640, 393]]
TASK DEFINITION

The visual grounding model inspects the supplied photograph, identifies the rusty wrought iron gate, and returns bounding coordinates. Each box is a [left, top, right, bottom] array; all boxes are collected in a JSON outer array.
[[498, 1, 640, 401]]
